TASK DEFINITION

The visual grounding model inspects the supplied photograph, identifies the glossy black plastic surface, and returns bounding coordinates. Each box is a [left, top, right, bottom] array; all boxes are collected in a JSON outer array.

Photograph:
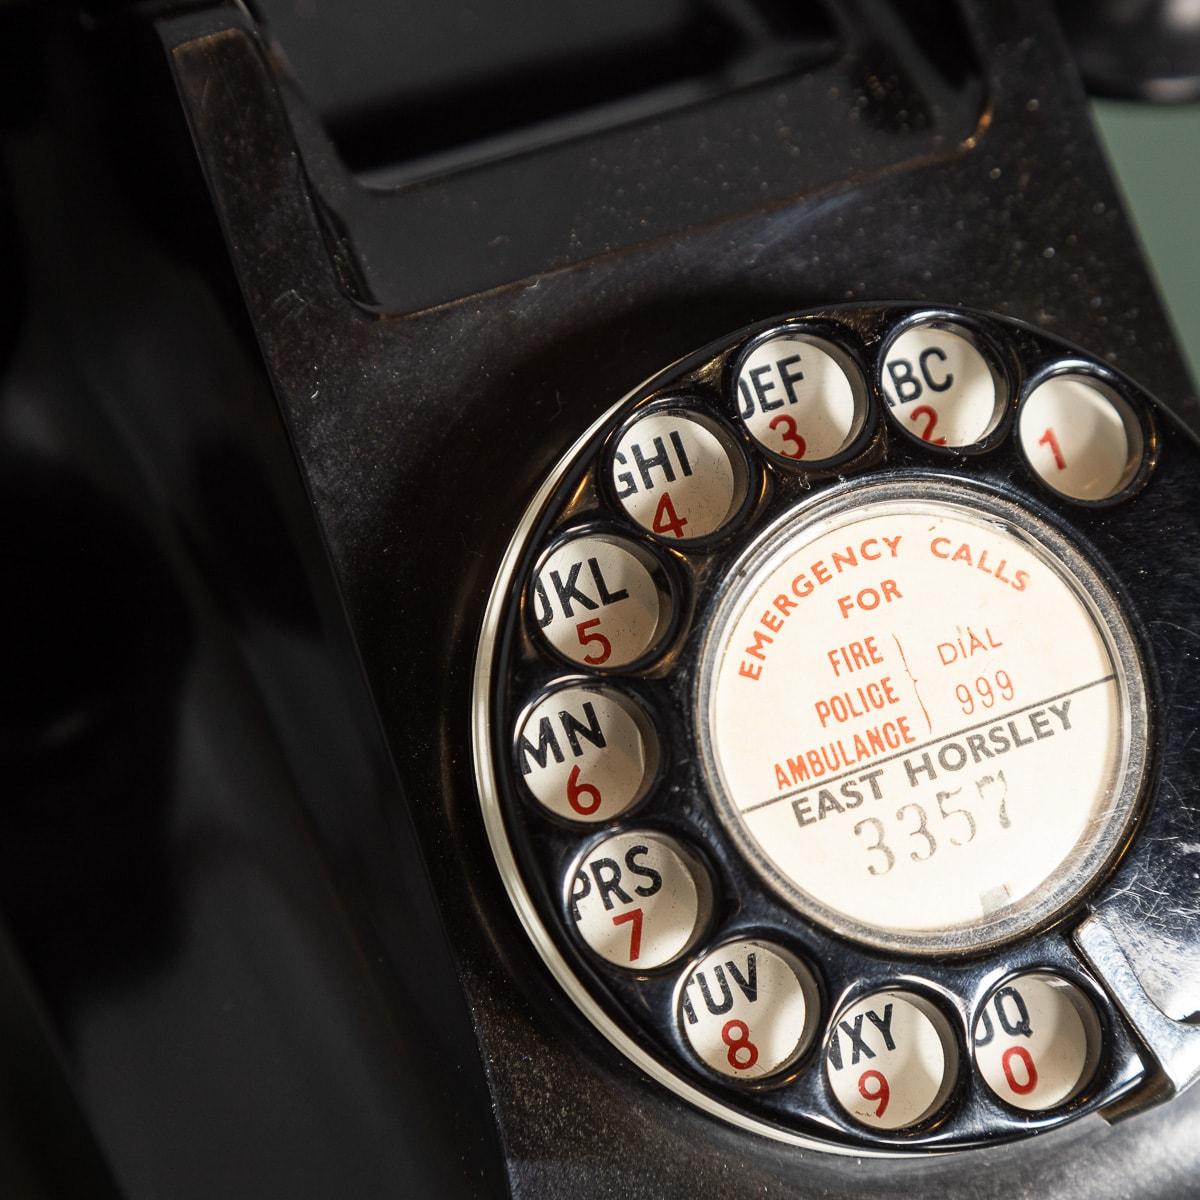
[[5, 0, 1199, 1196], [160, 1, 1200, 1194], [0, 8, 506, 1198]]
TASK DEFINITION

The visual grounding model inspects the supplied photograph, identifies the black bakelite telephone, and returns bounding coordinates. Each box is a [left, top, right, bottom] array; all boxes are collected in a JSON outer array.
[[3, 1, 1200, 1196]]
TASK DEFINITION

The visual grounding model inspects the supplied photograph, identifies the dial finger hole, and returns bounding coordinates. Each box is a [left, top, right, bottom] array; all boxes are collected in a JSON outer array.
[[515, 684, 658, 823], [678, 940, 820, 1082], [734, 330, 869, 465], [529, 533, 674, 669], [880, 319, 1008, 450], [825, 989, 958, 1131], [611, 408, 750, 542], [567, 832, 710, 970], [1018, 370, 1146, 502], [973, 971, 1101, 1111]]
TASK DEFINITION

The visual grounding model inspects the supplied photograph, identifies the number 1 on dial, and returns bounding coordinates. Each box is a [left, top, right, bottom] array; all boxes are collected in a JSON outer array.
[[1038, 427, 1066, 470]]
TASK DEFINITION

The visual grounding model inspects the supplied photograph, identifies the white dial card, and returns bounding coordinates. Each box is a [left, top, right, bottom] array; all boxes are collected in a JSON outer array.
[[702, 481, 1145, 952]]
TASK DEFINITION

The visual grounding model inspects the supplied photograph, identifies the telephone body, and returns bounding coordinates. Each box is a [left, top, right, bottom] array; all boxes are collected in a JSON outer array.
[[3, 2, 1200, 1198]]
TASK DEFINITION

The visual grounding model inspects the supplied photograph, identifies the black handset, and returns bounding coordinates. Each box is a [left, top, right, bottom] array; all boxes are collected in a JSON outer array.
[[474, 303, 1199, 1151]]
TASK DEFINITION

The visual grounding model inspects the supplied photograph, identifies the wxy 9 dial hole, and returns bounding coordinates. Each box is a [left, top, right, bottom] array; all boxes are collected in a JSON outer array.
[[972, 971, 1102, 1112], [528, 533, 674, 669], [566, 831, 711, 970], [676, 940, 821, 1083], [880, 320, 1008, 450], [733, 331, 869, 465], [514, 683, 659, 824], [610, 408, 751, 543], [1018, 371, 1146, 503], [825, 989, 959, 1131]]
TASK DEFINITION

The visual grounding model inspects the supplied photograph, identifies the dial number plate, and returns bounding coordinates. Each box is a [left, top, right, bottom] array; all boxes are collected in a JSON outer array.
[[475, 303, 1169, 1155]]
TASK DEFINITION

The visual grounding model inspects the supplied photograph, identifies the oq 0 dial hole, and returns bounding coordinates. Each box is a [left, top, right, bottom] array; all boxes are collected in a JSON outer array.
[[972, 971, 1102, 1111]]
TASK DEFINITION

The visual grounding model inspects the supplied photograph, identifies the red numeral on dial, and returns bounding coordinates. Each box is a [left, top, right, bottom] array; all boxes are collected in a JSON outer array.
[[566, 764, 602, 816], [652, 492, 689, 539], [1038, 426, 1066, 470], [910, 405, 947, 445], [611, 908, 643, 961], [575, 618, 612, 665], [768, 413, 807, 459], [721, 1019, 759, 1070], [1001, 1045, 1039, 1095], [858, 1068, 890, 1117]]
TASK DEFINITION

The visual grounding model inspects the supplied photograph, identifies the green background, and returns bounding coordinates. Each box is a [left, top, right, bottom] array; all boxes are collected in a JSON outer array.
[[1093, 102, 1200, 389]]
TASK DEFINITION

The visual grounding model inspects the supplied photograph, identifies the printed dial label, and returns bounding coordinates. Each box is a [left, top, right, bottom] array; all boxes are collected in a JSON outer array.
[[973, 973, 1098, 1110], [881, 324, 1001, 448], [702, 483, 1144, 952], [678, 940, 819, 1081], [531, 535, 669, 668], [736, 333, 863, 462], [612, 411, 741, 540], [516, 685, 654, 822], [568, 832, 705, 969], [826, 990, 955, 1130]]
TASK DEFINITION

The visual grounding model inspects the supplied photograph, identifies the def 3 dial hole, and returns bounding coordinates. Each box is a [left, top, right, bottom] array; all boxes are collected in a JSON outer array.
[[733, 328, 872, 467]]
